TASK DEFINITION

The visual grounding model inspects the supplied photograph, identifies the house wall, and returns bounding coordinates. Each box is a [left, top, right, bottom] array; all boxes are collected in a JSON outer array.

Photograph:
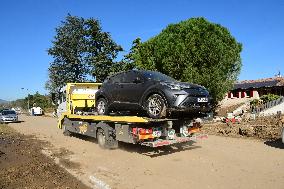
[[227, 89, 259, 99]]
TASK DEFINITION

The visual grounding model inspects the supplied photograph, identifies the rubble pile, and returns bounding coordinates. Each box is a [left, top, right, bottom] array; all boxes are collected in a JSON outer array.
[[202, 115, 283, 140]]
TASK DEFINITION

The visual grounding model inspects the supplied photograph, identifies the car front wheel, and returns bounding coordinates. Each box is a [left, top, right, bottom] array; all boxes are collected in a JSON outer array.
[[145, 94, 167, 119]]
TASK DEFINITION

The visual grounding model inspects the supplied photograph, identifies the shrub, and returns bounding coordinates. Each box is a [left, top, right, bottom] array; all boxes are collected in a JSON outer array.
[[260, 94, 280, 103]]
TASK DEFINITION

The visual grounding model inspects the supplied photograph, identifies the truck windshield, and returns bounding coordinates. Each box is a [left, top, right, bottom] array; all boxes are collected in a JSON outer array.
[[142, 71, 176, 82], [2, 111, 16, 115]]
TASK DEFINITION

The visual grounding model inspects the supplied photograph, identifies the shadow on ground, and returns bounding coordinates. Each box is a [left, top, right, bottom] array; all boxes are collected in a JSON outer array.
[[118, 141, 201, 158], [69, 133, 201, 157], [1, 121, 25, 124], [264, 139, 284, 149]]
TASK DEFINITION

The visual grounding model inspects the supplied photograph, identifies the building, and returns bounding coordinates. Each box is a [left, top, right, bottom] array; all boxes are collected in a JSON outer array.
[[226, 76, 284, 99]]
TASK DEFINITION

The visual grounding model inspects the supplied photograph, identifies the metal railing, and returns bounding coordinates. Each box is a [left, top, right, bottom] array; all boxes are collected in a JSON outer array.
[[252, 96, 284, 114]]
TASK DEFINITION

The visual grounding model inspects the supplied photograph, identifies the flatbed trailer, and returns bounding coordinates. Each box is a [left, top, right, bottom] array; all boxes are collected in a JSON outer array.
[[58, 113, 207, 148]]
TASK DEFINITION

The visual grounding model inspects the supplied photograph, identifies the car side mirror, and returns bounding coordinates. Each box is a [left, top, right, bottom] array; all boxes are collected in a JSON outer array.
[[133, 77, 142, 83]]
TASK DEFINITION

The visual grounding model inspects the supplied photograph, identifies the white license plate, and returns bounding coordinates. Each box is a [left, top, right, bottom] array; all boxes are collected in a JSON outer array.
[[197, 97, 208, 102], [152, 131, 162, 137]]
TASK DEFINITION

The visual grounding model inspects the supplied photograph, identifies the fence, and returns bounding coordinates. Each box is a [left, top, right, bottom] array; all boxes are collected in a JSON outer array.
[[252, 96, 284, 114]]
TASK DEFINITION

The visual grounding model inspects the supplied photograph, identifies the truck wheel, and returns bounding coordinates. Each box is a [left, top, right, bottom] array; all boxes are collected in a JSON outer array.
[[97, 129, 107, 148], [63, 125, 71, 136], [146, 94, 167, 119], [96, 98, 109, 115]]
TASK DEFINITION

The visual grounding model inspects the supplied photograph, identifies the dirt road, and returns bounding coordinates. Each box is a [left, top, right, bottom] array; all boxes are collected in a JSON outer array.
[[9, 115, 284, 189]]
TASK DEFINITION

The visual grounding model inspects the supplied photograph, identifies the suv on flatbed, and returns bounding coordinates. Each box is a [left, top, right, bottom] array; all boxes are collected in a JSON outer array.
[[95, 70, 212, 119]]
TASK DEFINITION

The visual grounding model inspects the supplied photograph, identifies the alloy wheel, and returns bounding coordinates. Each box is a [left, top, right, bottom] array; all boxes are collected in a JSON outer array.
[[148, 96, 163, 116]]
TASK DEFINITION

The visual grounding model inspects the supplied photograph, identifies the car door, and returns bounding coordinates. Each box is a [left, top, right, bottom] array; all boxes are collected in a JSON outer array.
[[118, 71, 146, 108], [103, 73, 124, 106]]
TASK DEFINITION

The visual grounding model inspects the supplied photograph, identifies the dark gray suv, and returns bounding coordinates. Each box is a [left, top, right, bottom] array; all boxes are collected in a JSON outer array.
[[95, 70, 212, 119]]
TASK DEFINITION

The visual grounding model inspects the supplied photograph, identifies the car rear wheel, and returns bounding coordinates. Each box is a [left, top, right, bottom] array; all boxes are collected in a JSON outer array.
[[146, 94, 167, 119], [96, 98, 109, 115]]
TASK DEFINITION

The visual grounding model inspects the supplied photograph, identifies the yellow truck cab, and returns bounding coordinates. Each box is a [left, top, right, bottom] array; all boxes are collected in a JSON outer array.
[[57, 83, 101, 117]]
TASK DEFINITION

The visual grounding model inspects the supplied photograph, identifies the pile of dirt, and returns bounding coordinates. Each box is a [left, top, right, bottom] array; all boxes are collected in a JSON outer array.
[[216, 103, 245, 117], [0, 124, 89, 189], [202, 115, 283, 140]]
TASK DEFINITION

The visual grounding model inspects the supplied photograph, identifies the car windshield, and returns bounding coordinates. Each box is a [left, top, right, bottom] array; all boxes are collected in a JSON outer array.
[[142, 71, 176, 82], [2, 111, 16, 115]]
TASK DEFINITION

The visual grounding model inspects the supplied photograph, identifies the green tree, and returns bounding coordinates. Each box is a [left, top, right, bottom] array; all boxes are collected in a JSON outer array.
[[47, 14, 122, 92], [128, 17, 242, 107], [85, 19, 123, 82], [47, 15, 89, 93], [10, 92, 53, 111]]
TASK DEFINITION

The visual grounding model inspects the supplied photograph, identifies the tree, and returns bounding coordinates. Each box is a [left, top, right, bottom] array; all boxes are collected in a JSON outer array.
[[128, 17, 242, 107], [10, 92, 53, 111], [47, 14, 122, 92], [85, 19, 123, 82]]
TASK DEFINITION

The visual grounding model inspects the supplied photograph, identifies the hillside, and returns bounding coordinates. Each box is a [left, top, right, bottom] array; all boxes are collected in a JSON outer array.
[[0, 99, 8, 104]]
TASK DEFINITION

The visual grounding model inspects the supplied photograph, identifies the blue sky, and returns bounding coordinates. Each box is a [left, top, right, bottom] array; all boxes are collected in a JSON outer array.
[[0, 0, 283, 100]]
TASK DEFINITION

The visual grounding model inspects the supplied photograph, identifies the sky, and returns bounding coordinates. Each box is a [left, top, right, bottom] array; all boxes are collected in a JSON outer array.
[[0, 0, 283, 101]]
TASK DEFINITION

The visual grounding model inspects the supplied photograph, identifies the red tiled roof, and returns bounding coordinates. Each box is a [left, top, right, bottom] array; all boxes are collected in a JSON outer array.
[[234, 77, 284, 90], [236, 77, 284, 85]]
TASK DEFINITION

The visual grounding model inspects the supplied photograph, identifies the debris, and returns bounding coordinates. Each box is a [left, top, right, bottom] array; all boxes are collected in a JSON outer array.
[[202, 115, 283, 140]]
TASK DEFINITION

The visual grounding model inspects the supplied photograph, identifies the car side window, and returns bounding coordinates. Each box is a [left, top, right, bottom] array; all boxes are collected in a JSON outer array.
[[122, 71, 138, 83], [111, 73, 123, 83]]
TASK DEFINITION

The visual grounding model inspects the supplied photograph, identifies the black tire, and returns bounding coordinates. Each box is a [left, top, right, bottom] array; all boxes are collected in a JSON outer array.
[[97, 128, 107, 148], [145, 94, 167, 119], [96, 98, 109, 115], [63, 125, 71, 136]]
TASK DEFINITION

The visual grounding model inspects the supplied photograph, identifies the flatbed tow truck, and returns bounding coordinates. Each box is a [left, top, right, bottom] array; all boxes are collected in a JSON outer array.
[[56, 83, 207, 148]]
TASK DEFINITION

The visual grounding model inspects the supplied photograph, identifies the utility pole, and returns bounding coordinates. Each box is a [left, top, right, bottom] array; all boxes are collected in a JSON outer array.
[[21, 88, 30, 111]]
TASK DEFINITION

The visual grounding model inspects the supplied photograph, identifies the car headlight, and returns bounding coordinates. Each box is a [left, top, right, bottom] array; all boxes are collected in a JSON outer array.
[[162, 83, 182, 90], [168, 84, 182, 90]]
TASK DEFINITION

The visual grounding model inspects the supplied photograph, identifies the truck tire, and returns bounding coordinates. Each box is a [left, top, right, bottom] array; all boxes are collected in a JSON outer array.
[[97, 128, 107, 148], [96, 123, 118, 149], [63, 125, 72, 136]]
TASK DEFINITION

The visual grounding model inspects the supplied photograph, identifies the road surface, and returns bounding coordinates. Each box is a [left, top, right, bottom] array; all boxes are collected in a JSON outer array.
[[9, 115, 284, 189]]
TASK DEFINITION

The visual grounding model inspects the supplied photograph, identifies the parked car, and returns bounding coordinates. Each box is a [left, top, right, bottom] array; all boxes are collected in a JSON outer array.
[[95, 70, 212, 119], [0, 110, 18, 123]]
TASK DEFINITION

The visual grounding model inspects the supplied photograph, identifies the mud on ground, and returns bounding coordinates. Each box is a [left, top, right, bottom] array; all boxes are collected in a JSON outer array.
[[202, 115, 283, 140], [0, 124, 89, 189]]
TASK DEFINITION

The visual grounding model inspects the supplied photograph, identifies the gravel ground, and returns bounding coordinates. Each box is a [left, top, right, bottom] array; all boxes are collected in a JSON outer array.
[[6, 115, 284, 189]]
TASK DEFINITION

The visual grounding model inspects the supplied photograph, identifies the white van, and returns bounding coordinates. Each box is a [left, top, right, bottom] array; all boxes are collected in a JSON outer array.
[[30, 107, 43, 116]]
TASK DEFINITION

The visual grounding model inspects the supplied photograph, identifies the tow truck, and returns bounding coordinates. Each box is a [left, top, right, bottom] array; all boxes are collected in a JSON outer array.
[[56, 83, 207, 148]]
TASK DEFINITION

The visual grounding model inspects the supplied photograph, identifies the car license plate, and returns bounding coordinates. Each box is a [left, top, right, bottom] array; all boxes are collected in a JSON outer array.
[[152, 131, 162, 137], [197, 97, 208, 102]]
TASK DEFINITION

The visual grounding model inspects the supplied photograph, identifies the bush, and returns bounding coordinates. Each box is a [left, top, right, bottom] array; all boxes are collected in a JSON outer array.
[[250, 99, 260, 107], [260, 94, 280, 103]]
